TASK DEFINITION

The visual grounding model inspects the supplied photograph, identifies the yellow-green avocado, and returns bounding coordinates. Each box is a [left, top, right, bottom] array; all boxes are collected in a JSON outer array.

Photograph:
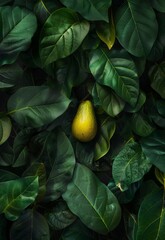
[[71, 100, 97, 142]]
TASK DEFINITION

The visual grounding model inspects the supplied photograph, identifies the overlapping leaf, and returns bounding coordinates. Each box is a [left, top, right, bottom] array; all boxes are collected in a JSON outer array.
[[40, 8, 90, 65], [60, 0, 112, 22], [63, 163, 121, 234], [0, 176, 39, 221], [89, 48, 139, 106], [10, 209, 50, 240], [112, 142, 152, 191], [0, 116, 12, 145], [115, 0, 158, 57], [0, 6, 37, 65], [7, 85, 71, 128], [136, 189, 165, 240]]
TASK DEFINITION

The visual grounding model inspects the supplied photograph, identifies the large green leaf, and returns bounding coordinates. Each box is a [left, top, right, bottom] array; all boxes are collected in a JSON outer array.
[[140, 130, 165, 173], [112, 142, 152, 191], [7, 85, 71, 128], [115, 0, 158, 57], [0, 176, 39, 221], [151, 0, 165, 12], [0, 6, 37, 66], [149, 62, 165, 99], [89, 48, 139, 106], [10, 209, 50, 240], [40, 8, 90, 66], [62, 163, 121, 234], [136, 189, 165, 240], [43, 130, 75, 201], [60, 0, 112, 22], [47, 201, 76, 230]]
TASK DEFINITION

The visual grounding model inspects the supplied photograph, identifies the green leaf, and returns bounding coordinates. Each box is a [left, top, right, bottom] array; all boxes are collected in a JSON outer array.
[[7, 85, 71, 128], [149, 62, 165, 99], [136, 189, 165, 240], [12, 128, 34, 167], [62, 163, 121, 234], [89, 48, 139, 106], [125, 91, 146, 113], [94, 116, 116, 161], [115, 0, 158, 57], [43, 130, 75, 201], [47, 201, 76, 230], [0, 116, 12, 145], [60, 219, 95, 240], [0, 176, 39, 221], [140, 130, 165, 173], [151, 0, 165, 12], [95, 83, 125, 117], [60, 0, 112, 22], [0, 6, 37, 66], [124, 211, 137, 240], [0, 64, 23, 89], [0, 143, 13, 166], [23, 163, 46, 202], [10, 209, 50, 240], [112, 142, 152, 191], [40, 8, 90, 66], [96, 12, 115, 49], [131, 112, 155, 137]]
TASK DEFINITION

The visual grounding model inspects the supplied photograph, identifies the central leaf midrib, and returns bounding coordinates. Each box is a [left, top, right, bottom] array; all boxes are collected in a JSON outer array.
[[74, 181, 109, 232], [101, 49, 132, 99]]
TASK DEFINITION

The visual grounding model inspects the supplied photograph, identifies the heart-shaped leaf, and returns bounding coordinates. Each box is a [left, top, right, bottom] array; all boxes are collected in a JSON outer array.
[[0, 116, 12, 145]]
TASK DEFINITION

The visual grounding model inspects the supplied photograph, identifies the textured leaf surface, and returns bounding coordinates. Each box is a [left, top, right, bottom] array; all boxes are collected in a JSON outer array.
[[63, 163, 121, 234], [40, 8, 90, 65], [136, 189, 165, 240], [141, 130, 165, 173], [43, 130, 75, 201], [60, 0, 112, 22], [94, 116, 116, 161], [10, 209, 50, 240], [0, 6, 37, 65], [95, 83, 125, 117], [7, 85, 71, 128], [115, 0, 158, 57], [47, 201, 76, 230], [112, 142, 151, 191], [0, 176, 39, 221], [89, 48, 139, 106], [0, 116, 12, 145]]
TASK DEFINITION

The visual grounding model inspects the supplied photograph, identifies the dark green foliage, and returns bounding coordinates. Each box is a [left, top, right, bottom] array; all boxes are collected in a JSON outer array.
[[1, 0, 165, 239]]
